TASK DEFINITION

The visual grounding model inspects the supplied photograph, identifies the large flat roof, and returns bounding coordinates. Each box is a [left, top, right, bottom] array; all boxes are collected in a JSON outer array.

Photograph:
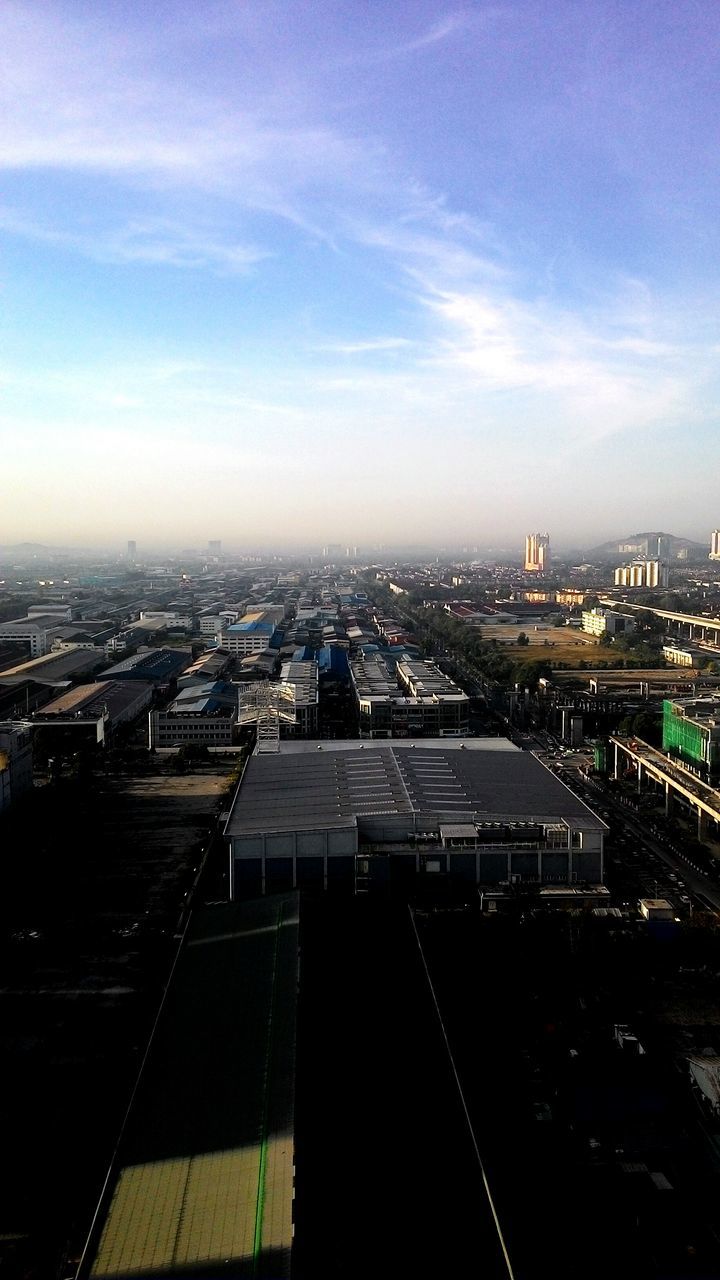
[[0, 646, 105, 683], [82, 895, 298, 1279], [226, 740, 605, 837]]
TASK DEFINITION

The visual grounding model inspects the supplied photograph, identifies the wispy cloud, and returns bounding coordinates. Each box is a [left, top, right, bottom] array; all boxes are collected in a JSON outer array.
[[313, 337, 413, 355], [420, 285, 693, 443], [0, 206, 269, 274]]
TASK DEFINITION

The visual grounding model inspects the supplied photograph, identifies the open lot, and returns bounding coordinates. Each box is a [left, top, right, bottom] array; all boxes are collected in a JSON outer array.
[[474, 624, 599, 651]]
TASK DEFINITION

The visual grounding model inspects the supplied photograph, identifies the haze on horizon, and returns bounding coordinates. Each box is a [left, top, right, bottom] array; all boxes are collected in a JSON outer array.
[[2, 1, 719, 550]]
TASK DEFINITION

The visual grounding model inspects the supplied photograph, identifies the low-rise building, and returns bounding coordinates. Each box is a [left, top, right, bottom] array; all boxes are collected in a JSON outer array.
[[148, 681, 238, 748], [30, 680, 153, 744], [278, 659, 319, 737], [581, 608, 637, 638], [0, 614, 66, 657], [351, 653, 469, 738], [224, 615, 278, 656], [226, 739, 606, 896], [662, 642, 705, 667], [101, 647, 193, 686]]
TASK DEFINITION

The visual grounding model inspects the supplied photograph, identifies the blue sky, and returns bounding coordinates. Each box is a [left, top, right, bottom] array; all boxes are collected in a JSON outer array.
[[2, 0, 719, 551]]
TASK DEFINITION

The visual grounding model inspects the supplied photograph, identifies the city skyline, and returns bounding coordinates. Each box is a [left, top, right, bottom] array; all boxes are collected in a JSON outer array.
[[3, 1, 720, 545]]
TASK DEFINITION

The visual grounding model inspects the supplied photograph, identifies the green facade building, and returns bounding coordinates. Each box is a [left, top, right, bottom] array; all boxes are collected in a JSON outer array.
[[662, 697, 720, 779]]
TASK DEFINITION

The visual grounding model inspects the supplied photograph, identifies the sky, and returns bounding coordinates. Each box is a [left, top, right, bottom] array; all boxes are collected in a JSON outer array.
[[2, 0, 720, 552]]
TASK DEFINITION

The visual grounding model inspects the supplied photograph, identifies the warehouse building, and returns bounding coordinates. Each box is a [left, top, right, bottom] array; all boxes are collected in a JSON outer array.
[[0, 645, 109, 689], [226, 739, 606, 897]]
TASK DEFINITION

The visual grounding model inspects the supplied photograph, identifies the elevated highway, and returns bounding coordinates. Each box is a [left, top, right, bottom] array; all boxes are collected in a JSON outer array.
[[610, 735, 720, 840], [599, 598, 720, 645]]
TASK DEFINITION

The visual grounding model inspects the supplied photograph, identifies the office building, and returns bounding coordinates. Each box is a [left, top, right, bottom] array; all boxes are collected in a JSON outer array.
[[710, 530, 720, 561], [127, 540, 137, 561], [225, 739, 606, 897], [208, 539, 222, 555], [524, 532, 551, 573]]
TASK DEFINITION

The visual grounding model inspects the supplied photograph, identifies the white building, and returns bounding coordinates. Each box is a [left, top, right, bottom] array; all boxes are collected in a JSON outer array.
[[581, 608, 637, 638], [710, 530, 720, 561], [613, 560, 668, 589], [0, 615, 64, 657], [224, 613, 277, 656]]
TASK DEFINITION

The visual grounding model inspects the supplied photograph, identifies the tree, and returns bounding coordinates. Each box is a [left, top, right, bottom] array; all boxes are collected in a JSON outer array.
[[517, 632, 530, 646]]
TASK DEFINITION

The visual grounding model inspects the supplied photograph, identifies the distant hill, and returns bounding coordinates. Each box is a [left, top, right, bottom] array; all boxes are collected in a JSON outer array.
[[587, 531, 708, 561]]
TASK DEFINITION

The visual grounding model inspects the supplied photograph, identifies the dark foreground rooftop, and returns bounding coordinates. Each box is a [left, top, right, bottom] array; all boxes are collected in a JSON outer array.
[[79, 894, 298, 1280]]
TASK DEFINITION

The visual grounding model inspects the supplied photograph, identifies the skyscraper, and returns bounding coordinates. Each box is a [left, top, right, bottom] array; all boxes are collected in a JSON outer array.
[[524, 532, 550, 573], [208, 540, 222, 556], [710, 531, 720, 561], [127, 540, 137, 561]]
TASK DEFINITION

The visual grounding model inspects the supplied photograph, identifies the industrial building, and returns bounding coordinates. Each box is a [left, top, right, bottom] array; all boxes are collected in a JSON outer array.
[[662, 696, 720, 781], [226, 739, 606, 897], [524, 532, 551, 573], [581, 607, 637, 638], [31, 680, 154, 744], [350, 654, 469, 738], [148, 681, 238, 748], [0, 645, 108, 688]]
